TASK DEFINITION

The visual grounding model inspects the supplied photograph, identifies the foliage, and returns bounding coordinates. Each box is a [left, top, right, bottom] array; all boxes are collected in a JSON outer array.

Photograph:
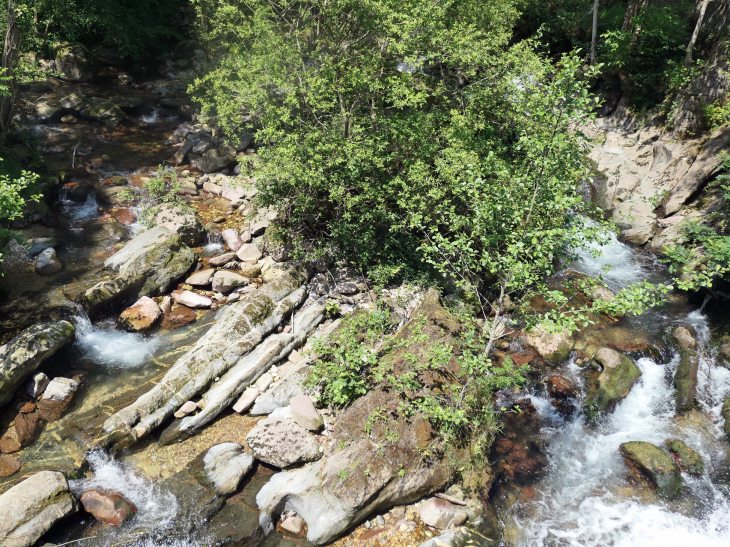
[[0, 0, 186, 59], [703, 94, 730, 131], [600, 2, 693, 110], [0, 158, 40, 263], [306, 306, 395, 406]]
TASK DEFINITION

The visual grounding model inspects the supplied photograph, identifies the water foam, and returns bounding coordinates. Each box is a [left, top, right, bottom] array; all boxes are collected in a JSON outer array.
[[75, 315, 160, 368]]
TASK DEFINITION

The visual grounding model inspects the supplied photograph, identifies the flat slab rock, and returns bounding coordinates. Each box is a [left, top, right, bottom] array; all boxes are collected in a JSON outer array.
[[246, 416, 322, 468], [419, 497, 468, 530], [172, 289, 213, 309]]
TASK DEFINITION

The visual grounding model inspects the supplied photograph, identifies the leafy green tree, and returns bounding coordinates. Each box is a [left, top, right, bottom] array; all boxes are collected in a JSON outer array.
[[0, 159, 39, 263]]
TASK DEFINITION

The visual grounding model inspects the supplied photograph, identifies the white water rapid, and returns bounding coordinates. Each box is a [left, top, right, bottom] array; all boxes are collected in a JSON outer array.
[[74, 313, 161, 368], [502, 234, 730, 546]]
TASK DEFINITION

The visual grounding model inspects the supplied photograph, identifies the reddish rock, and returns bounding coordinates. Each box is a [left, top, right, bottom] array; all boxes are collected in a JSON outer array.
[[80, 489, 137, 526], [19, 402, 37, 413], [546, 376, 578, 399], [0, 455, 21, 477], [491, 398, 548, 484], [163, 305, 198, 328], [38, 377, 79, 421], [0, 429, 21, 454], [117, 296, 161, 331], [358, 527, 387, 541], [14, 411, 43, 445], [171, 289, 213, 309], [112, 208, 136, 225]]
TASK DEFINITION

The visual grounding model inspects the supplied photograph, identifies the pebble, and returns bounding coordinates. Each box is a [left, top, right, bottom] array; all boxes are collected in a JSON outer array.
[[376, 515, 385, 526]]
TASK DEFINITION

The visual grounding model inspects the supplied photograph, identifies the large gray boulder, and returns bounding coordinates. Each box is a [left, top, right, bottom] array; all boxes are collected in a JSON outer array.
[[55, 42, 99, 82], [0, 471, 78, 547], [0, 321, 75, 408], [153, 204, 205, 247], [192, 145, 237, 173], [198, 443, 254, 496], [246, 416, 322, 468], [79, 227, 194, 317]]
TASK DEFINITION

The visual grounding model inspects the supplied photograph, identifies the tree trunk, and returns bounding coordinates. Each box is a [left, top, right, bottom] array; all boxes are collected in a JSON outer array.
[[622, 0, 649, 31], [686, 0, 711, 69], [0, 0, 19, 143], [591, 0, 600, 65]]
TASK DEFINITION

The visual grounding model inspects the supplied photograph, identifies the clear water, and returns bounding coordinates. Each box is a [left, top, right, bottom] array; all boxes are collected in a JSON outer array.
[[59, 190, 100, 226], [502, 234, 730, 546], [74, 314, 161, 368]]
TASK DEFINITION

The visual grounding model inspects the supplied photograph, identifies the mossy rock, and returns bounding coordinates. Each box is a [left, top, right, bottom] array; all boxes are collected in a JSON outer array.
[[722, 397, 730, 441], [587, 348, 642, 412], [665, 439, 704, 474], [674, 347, 698, 413], [521, 324, 574, 365], [620, 441, 681, 498]]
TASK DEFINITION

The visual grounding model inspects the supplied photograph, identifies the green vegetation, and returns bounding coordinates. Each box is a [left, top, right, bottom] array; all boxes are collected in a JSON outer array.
[[0, 156, 39, 263], [120, 165, 192, 229]]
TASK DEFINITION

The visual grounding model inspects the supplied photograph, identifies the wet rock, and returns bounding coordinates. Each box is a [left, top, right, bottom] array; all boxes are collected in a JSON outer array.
[[97, 185, 130, 205], [0, 454, 21, 477], [186, 269, 215, 286], [588, 348, 642, 412], [290, 395, 323, 431], [198, 443, 255, 496], [718, 343, 730, 369], [209, 253, 235, 267], [61, 114, 78, 124], [491, 398, 547, 483], [279, 515, 306, 537], [35, 248, 63, 275], [117, 296, 162, 332], [722, 397, 730, 441], [620, 441, 681, 498], [80, 489, 137, 526], [64, 182, 94, 202], [546, 376, 577, 399], [165, 305, 198, 328], [79, 99, 126, 126], [55, 42, 99, 82], [236, 244, 262, 264], [0, 320, 75, 408], [38, 377, 79, 420], [0, 470, 78, 547], [246, 416, 322, 468], [521, 325, 573, 365], [26, 372, 50, 398], [419, 497, 468, 530], [0, 407, 42, 453], [212, 271, 248, 294], [671, 328, 699, 413], [171, 290, 213, 309], [153, 204, 205, 247], [222, 228, 243, 252], [665, 439, 704, 474]]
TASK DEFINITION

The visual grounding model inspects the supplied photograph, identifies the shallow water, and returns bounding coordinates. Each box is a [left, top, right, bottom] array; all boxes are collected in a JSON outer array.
[[74, 314, 162, 368], [499, 234, 730, 547]]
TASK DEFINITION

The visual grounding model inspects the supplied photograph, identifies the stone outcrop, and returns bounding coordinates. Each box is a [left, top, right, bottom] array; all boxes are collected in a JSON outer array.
[[0, 320, 75, 408], [665, 439, 703, 475], [153, 204, 205, 247], [419, 497, 468, 530], [79, 227, 194, 317], [55, 42, 99, 82], [0, 471, 78, 547], [246, 416, 322, 468], [197, 443, 255, 496], [587, 348, 642, 412], [99, 266, 311, 448], [620, 441, 681, 498], [671, 327, 699, 412]]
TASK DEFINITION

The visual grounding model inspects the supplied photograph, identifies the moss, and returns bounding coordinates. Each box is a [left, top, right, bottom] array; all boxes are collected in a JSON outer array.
[[620, 441, 681, 498], [665, 439, 704, 474]]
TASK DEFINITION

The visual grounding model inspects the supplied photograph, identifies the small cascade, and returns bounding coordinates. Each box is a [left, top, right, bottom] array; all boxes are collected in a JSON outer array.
[[202, 232, 224, 255], [74, 312, 161, 369], [59, 190, 100, 226]]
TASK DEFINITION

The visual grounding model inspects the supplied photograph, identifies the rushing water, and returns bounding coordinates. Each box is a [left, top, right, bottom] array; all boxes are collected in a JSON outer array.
[[500, 234, 730, 546], [74, 313, 161, 368]]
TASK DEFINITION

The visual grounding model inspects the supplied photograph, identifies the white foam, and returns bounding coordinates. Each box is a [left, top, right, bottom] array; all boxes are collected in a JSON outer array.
[[75, 315, 160, 368], [70, 451, 179, 531]]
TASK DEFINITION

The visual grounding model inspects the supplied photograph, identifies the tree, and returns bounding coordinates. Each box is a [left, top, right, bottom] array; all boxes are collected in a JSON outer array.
[[0, 0, 18, 142], [590, 0, 600, 65], [686, 0, 711, 68]]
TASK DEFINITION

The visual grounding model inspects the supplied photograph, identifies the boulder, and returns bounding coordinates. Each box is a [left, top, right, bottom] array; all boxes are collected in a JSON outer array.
[[80, 489, 137, 526], [117, 296, 161, 332], [212, 271, 248, 294], [239, 263, 261, 278], [0, 321, 75, 409], [588, 348, 642, 412], [521, 325, 573, 365], [419, 498, 468, 530], [221, 179, 247, 201], [209, 253, 236, 267], [236, 244, 263, 265], [0, 454, 21, 477], [170, 140, 193, 166], [153, 204, 205, 247], [290, 395, 323, 431], [671, 327, 697, 351], [222, 229, 243, 252], [620, 441, 681, 498], [0, 471, 78, 547], [38, 377, 79, 420], [79, 100, 126, 126], [665, 439, 704, 475], [35, 248, 63, 275], [192, 145, 237, 173], [246, 416, 321, 468], [671, 328, 699, 413], [198, 443, 255, 496], [546, 376, 577, 399], [55, 42, 99, 82], [722, 397, 730, 441], [186, 269, 215, 286], [81, 227, 194, 316], [171, 290, 213, 309]]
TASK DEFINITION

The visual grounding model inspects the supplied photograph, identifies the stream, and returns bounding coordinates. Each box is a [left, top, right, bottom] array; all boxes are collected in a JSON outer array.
[[1, 72, 730, 547], [496, 232, 730, 546]]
